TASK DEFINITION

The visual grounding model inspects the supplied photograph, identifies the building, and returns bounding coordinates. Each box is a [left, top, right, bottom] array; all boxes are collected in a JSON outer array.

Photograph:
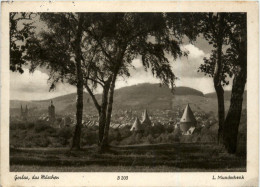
[[182, 126, 196, 135], [48, 100, 56, 125], [20, 105, 28, 121], [130, 117, 144, 132], [141, 109, 152, 126], [180, 104, 197, 134]]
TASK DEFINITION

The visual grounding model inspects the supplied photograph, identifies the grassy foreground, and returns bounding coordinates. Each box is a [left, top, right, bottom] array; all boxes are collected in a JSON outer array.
[[10, 143, 246, 172]]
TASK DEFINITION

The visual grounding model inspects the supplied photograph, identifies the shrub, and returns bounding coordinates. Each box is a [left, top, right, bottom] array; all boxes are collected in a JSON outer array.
[[10, 123, 17, 130], [165, 125, 174, 133], [10, 122, 27, 130], [167, 133, 176, 142], [26, 122, 35, 129], [119, 126, 132, 138], [146, 134, 155, 144], [34, 122, 50, 133], [108, 129, 122, 143], [45, 127, 57, 135], [180, 135, 193, 143], [81, 128, 98, 146], [24, 135, 34, 142], [58, 127, 73, 145], [35, 136, 50, 147]]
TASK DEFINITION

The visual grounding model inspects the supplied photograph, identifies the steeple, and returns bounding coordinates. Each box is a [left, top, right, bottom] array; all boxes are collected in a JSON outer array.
[[130, 117, 143, 132], [142, 109, 151, 126], [20, 105, 28, 121], [20, 105, 23, 116], [48, 100, 56, 125], [180, 104, 196, 123], [180, 104, 197, 133]]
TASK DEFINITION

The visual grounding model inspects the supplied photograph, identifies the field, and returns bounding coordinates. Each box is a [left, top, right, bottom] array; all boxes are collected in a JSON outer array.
[[10, 143, 246, 172]]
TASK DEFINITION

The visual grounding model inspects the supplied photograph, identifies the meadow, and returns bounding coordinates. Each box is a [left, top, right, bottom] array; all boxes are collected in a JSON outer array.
[[10, 143, 246, 172]]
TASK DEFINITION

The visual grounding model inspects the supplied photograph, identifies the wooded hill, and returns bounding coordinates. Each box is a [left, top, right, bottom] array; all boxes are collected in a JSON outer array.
[[10, 83, 246, 116]]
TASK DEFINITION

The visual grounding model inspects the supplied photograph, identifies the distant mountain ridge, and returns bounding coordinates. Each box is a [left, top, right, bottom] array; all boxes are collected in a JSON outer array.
[[11, 83, 204, 104], [205, 90, 247, 101], [10, 83, 247, 116]]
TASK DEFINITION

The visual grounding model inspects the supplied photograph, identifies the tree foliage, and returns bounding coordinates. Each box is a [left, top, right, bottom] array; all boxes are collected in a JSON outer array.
[[199, 50, 234, 86], [83, 13, 188, 89], [10, 13, 36, 73], [198, 13, 246, 87]]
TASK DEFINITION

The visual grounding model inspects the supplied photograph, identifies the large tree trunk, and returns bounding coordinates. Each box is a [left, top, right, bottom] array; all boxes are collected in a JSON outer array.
[[215, 85, 225, 143], [85, 78, 111, 145], [98, 81, 110, 144], [71, 14, 84, 150], [99, 47, 125, 153], [101, 74, 117, 151], [223, 13, 247, 154], [214, 13, 225, 144], [223, 43, 247, 153], [214, 42, 225, 144], [223, 65, 246, 153]]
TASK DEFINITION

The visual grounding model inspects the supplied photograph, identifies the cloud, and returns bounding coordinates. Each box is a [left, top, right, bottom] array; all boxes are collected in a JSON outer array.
[[129, 44, 210, 80], [132, 58, 143, 69], [175, 77, 215, 93], [10, 69, 76, 100], [116, 44, 230, 94], [181, 44, 206, 59], [171, 44, 210, 78], [11, 69, 49, 93]]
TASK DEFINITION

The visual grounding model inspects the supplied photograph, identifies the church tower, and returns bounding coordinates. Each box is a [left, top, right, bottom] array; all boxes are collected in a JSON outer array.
[[48, 100, 56, 125], [141, 109, 151, 126], [25, 105, 28, 117], [20, 105, 28, 121], [20, 105, 23, 118], [180, 104, 197, 133]]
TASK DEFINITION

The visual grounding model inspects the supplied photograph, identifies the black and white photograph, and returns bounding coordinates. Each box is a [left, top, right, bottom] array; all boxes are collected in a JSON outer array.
[[1, 1, 259, 187]]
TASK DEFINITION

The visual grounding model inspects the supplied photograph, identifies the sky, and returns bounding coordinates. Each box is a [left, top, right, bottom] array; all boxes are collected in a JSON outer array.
[[10, 14, 235, 100], [10, 37, 234, 101]]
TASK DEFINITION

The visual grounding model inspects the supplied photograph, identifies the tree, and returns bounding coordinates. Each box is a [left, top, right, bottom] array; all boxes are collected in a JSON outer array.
[[24, 13, 123, 150], [197, 13, 233, 143], [80, 13, 190, 152], [71, 14, 84, 150], [198, 13, 247, 153], [222, 13, 247, 153], [24, 13, 91, 150]]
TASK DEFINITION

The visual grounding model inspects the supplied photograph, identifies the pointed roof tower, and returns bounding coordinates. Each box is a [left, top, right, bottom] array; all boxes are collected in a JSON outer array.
[[142, 109, 151, 126], [180, 104, 196, 123], [49, 100, 55, 109], [180, 104, 197, 133], [20, 105, 23, 116], [130, 117, 143, 131]]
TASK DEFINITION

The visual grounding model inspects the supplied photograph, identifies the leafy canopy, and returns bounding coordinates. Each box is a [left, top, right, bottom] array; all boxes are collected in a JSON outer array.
[[10, 13, 36, 73], [25, 13, 193, 91], [196, 13, 246, 86]]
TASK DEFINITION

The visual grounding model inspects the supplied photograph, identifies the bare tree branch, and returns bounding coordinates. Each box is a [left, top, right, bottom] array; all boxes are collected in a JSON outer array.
[[85, 83, 101, 113]]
